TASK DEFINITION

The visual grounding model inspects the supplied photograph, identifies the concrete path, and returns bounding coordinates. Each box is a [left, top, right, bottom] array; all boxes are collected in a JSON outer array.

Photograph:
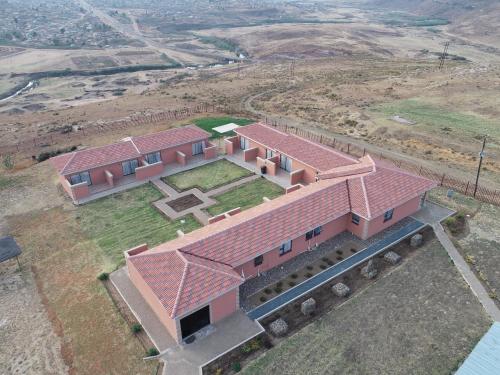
[[432, 223, 500, 322], [151, 174, 261, 226]]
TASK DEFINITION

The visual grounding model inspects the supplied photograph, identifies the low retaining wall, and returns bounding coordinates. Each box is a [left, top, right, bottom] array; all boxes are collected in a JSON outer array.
[[136, 162, 163, 180]]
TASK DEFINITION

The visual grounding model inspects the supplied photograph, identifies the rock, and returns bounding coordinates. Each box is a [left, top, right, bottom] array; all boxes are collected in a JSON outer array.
[[301, 298, 316, 315], [269, 318, 288, 337], [384, 251, 402, 265], [332, 283, 350, 297], [361, 259, 378, 279], [410, 234, 423, 248]]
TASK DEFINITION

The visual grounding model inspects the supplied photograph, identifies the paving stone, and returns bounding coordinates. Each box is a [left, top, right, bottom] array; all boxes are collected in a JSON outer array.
[[269, 318, 288, 337], [384, 251, 402, 265], [332, 283, 350, 297], [300, 298, 316, 315], [410, 234, 423, 248]]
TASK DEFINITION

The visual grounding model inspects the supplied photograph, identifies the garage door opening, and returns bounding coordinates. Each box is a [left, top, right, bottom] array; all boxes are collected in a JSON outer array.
[[180, 305, 210, 339]]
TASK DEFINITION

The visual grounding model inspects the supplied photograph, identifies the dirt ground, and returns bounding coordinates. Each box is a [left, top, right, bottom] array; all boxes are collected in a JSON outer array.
[[241, 239, 491, 375]]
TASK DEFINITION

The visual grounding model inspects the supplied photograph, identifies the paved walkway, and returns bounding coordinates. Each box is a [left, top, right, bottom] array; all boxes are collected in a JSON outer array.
[[433, 223, 500, 322], [151, 174, 261, 225]]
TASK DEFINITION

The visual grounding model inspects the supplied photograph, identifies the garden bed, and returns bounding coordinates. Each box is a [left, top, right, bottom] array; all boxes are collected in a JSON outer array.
[[167, 194, 203, 212]]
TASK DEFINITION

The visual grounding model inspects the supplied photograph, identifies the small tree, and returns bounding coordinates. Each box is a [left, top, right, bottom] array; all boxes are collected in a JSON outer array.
[[147, 347, 159, 357], [97, 272, 109, 281], [131, 323, 142, 334]]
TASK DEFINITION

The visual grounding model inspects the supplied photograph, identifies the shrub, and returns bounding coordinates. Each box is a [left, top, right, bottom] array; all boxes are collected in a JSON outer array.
[[146, 347, 159, 357], [336, 256, 343, 261], [274, 287, 283, 294], [276, 281, 283, 288], [321, 257, 329, 262], [259, 296, 267, 303], [3, 155, 14, 170], [336, 250, 343, 255], [232, 362, 241, 372], [264, 288, 272, 295], [131, 323, 142, 333], [288, 281, 296, 287], [456, 211, 465, 220], [97, 272, 109, 281], [241, 338, 261, 354], [306, 265, 313, 271], [214, 369, 223, 375], [290, 273, 298, 279], [319, 264, 327, 270], [305, 272, 313, 278], [327, 260, 334, 266], [350, 248, 357, 253], [36, 145, 78, 162]]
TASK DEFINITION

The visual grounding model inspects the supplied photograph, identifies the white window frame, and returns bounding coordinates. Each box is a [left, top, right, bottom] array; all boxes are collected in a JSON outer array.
[[279, 240, 292, 256], [240, 137, 250, 150], [266, 149, 275, 159], [70, 171, 92, 186], [192, 141, 204, 156], [122, 159, 139, 176], [146, 151, 161, 164], [383, 209, 394, 222]]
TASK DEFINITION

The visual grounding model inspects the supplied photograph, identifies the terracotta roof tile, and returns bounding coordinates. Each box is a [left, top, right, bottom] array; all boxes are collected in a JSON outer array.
[[131, 125, 210, 154], [236, 123, 358, 172]]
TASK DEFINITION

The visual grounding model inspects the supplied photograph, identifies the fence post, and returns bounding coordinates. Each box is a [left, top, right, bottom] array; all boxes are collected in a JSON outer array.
[[347, 143, 350, 154], [440, 173, 445, 186], [363, 148, 366, 156], [418, 166, 422, 175], [465, 181, 469, 195]]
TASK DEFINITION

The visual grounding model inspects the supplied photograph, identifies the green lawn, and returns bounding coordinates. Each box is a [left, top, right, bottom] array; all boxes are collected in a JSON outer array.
[[164, 159, 253, 192], [207, 178, 284, 216], [193, 116, 254, 138], [370, 99, 499, 141], [77, 184, 201, 270]]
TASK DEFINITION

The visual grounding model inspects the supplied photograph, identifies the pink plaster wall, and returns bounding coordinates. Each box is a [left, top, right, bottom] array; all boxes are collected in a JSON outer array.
[[224, 136, 239, 155], [364, 196, 421, 239], [59, 175, 75, 200], [87, 162, 126, 186], [235, 214, 348, 279], [244, 147, 259, 162], [290, 169, 304, 185], [208, 214, 227, 224], [161, 143, 195, 164], [71, 181, 90, 200], [127, 259, 181, 342], [286, 184, 304, 194], [203, 144, 217, 160], [256, 157, 277, 176], [136, 162, 164, 180], [210, 289, 238, 322], [290, 159, 317, 184]]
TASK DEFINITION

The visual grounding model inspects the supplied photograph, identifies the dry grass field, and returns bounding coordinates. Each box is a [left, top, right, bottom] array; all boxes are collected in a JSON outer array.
[[241, 239, 491, 375]]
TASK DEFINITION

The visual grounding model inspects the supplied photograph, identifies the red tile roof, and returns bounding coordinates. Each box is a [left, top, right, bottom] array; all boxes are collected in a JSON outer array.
[[236, 123, 358, 172], [129, 250, 242, 318], [50, 125, 210, 176], [132, 125, 210, 154], [144, 178, 352, 267], [53, 141, 141, 176]]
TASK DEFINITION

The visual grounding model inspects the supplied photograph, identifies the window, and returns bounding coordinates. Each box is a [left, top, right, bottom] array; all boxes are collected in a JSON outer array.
[[351, 214, 360, 225], [122, 159, 139, 176], [266, 149, 275, 159], [280, 154, 292, 172], [70, 171, 92, 186], [384, 209, 394, 222], [254, 255, 263, 267], [306, 230, 314, 240], [240, 137, 250, 150], [192, 141, 204, 156], [279, 240, 292, 256], [313, 226, 322, 236], [145, 151, 161, 164]]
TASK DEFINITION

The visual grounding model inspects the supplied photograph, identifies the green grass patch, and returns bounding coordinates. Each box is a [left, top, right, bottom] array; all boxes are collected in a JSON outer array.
[[164, 159, 253, 192], [378, 12, 449, 27], [193, 116, 254, 138], [207, 178, 284, 216], [371, 99, 499, 141], [77, 184, 201, 269], [0, 175, 25, 190]]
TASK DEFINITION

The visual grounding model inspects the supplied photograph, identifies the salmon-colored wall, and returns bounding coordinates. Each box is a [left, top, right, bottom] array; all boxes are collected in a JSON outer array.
[[59, 175, 75, 199], [204, 144, 217, 160], [210, 289, 238, 322], [364, 196, 421, 239], [346, 213, 367, 239], [290, 169, 304, 185], [161, 143, 194, 164], [136, 162, 164, 180], [290, 159, 317, 184], [244, 147, 259, 161], [235, 214, 349, 279], [127, 259, 181, 342], [88, 162, 126, 185], [224, 136, 239, 155], [71, 181, 90, 200]]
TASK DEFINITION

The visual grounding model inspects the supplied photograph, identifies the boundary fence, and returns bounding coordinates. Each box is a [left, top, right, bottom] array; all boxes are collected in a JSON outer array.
[[0, 103, 215, 156], [269, 122, 500, 206]]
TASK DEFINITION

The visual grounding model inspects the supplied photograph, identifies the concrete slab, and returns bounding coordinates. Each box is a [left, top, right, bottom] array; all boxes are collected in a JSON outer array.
[[412, 201, 455, 225], [110, 268, 176, 351], [162, 310, 264, 375]]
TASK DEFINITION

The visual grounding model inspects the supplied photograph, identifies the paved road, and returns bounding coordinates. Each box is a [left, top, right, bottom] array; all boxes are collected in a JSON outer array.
[[433, 223, 500, 322]]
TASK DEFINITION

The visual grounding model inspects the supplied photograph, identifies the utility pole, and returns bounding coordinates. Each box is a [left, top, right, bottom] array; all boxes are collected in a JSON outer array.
[[439, 42, 450, 70], [473, 137, 487, 197]]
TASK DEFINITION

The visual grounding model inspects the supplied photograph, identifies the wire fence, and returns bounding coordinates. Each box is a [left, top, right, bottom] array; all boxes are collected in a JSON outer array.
[[0, 103, 216, 156], [269, 122, 500, 206]]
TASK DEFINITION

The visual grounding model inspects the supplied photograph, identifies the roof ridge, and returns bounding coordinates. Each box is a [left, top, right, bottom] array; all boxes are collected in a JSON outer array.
[[129, 138, 141, 154], [360, 175, 372, 219], [288, 133, 359, 163], [171, 260, 189, 317], [60, 152, 77, 175], [189, 257, 242, 280]]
